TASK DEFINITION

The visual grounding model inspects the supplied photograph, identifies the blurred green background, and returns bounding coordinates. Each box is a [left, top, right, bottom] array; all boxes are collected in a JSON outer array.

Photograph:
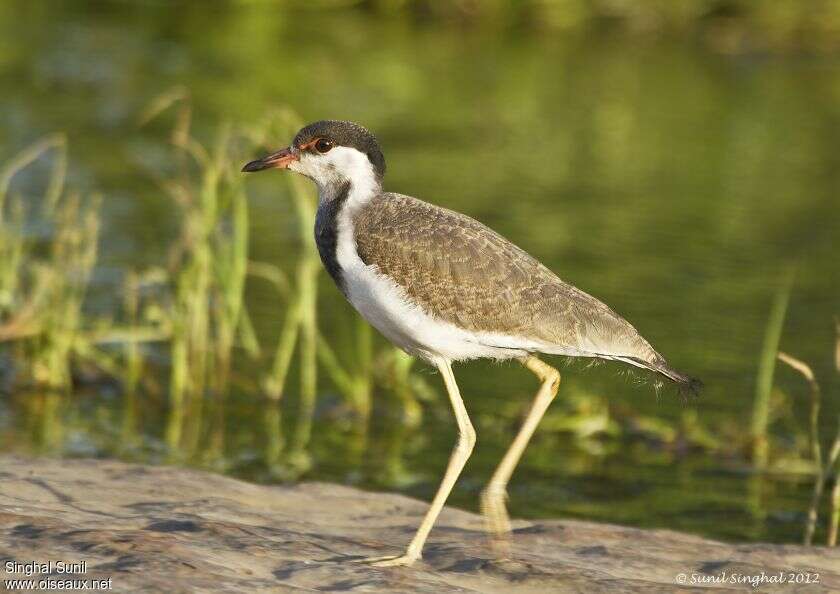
[[1, 1, 839, 546]]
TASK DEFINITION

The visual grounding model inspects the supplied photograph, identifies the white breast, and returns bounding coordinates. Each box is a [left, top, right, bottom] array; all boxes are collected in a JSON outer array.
[[335, 193, 545, 363]]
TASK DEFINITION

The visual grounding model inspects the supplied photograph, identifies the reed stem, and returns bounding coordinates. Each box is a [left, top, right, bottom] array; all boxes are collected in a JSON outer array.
[[751, 266, 795, 467]]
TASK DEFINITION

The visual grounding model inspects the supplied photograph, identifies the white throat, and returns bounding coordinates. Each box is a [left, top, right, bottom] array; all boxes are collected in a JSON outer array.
[[291, 146, 381, 210]]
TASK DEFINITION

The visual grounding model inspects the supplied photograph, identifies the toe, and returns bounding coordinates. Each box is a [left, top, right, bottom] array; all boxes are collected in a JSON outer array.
[[357, 554, 419, 567]]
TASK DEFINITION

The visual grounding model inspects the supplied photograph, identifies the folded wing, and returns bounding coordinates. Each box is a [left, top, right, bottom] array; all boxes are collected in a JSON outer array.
[[352, 193, 665, 367]]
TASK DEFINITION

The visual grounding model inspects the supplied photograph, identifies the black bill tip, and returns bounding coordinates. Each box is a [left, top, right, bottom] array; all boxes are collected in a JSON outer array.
[[241, 159, 267, 173], [241, 147, 296, 173]]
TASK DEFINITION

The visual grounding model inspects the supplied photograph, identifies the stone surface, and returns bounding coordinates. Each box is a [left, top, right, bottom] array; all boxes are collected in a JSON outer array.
[[0, 455, 838, 592]]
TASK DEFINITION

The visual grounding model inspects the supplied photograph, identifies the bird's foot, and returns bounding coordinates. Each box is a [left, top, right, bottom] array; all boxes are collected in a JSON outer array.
[[357, 553, 420, 567], [481, 486, 513, 557], [480, 486, 512, 538]]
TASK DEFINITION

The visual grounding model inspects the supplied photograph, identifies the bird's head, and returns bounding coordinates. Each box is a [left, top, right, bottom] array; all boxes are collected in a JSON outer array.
[[242, 120, 385, 195]]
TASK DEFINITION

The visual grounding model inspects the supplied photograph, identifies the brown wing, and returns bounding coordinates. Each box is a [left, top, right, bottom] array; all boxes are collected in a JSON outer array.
[[353, 193, 663, 365]]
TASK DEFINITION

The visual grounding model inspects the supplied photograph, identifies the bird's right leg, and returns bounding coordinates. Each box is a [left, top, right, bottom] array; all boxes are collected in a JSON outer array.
[[360, 356, 476, 567], [481, 355, 561, 547]]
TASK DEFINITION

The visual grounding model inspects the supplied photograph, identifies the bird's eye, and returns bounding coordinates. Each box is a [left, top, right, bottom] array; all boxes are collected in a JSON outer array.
[[314, 138, 334, 154]]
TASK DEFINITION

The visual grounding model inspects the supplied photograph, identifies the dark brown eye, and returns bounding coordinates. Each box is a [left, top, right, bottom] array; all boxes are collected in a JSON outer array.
[[314, 138, 333, 154]]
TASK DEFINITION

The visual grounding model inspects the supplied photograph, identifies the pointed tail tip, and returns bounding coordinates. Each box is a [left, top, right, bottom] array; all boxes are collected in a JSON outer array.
[[609, 355, 702, 396], [647, 358, 702, 395], [683, 376, 704, 396], [666, 368, 703, 396]]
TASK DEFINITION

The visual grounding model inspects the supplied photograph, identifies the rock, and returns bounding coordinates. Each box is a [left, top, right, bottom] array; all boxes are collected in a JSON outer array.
[[0, 456, 838, 593]]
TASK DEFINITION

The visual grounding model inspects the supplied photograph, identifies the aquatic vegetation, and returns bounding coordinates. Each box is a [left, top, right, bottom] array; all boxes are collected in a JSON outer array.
[[0, 135, 101, 389], [776, 322, 840, 546], [751, 266, 796, 467], [0, 100, 429, 477]]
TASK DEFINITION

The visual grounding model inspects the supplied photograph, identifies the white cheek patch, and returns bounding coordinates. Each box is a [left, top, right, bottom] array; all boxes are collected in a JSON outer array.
[[323, 146, 372, 177], [290, 153, 334, 182], [292, 147, 379, 204]]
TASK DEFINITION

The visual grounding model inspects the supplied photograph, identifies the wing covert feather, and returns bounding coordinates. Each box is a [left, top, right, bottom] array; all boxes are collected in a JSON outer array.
[[352, 193, 661, 363]]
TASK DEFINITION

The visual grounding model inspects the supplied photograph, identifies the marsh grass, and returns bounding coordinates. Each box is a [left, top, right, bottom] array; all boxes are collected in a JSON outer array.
[[0, 99, 433, 479], [831, 318, 840, 545], [776, 323, 840, 546], [751, 265, 795, 467], [0, 135, 102, 389], [140, 93, 256, 453], [745, 268, 840, 545]]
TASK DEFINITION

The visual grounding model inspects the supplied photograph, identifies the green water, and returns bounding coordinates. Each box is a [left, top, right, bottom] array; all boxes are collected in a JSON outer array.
[[1, 3, 839, 545]]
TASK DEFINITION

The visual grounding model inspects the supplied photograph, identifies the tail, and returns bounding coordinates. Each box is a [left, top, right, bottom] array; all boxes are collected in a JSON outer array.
[[647, 360, 703, 395], [616, 355, 703, 395]]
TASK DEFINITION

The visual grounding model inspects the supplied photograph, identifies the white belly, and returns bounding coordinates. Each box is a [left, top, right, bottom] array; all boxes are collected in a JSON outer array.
[[343, 261, 521, 361]]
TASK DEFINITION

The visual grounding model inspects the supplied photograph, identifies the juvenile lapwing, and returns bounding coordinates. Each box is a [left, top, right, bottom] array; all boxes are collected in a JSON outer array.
[[243, 120, 700, 567]]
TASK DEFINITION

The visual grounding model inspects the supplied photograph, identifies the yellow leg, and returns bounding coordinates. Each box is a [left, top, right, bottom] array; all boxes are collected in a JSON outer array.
[[481, 355, 560, 545], [362, 356, 476, 567]]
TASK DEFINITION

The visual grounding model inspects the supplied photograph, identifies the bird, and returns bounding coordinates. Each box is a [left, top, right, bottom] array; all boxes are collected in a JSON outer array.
[[242, 120, 700, 567]]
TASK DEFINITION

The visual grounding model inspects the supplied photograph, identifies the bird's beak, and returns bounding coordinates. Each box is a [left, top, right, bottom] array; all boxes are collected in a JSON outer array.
[[241, 146, 298, 173]]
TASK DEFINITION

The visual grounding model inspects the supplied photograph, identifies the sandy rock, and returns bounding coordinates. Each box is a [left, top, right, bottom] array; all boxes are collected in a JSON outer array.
[[0, 455, 838, 592]]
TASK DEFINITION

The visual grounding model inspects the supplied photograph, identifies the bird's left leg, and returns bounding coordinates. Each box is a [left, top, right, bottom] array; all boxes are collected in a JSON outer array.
[[481, 355, 560, 545]]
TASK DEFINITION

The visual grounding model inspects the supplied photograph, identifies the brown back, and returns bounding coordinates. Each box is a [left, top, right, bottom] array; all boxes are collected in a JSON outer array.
[[353, 193, 664, 364]]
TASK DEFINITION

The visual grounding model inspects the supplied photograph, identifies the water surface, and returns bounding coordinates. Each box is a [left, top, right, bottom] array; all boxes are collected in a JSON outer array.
[[1, 3, 839, 544]]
